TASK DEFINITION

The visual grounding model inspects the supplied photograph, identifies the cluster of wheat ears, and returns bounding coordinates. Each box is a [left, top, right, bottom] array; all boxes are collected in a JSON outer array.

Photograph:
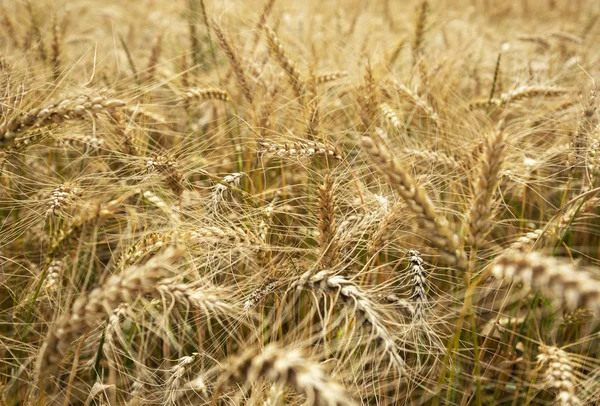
[[1, 0, 600, 404]]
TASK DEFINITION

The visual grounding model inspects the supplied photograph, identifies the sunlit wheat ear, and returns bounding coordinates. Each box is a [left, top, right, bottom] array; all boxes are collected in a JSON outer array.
[[465, 126, 506, 250], [43, 259, 64, 292], [146, 156, 184, 199], [379, 103, 401, 131], [117, 232, 173, 269], [45, 184, 82, 219], [165, 353, 205, 405], [537, 345, 581, 406], [179, 87, 230, 104], [317, 71, 348, 85], [50, 19, 60, 80], [318, 175, 339, 269], [407, 250, 428, 323], [46, 199, 123, 263], [145, 32, 163, 82], [264, 24, 306, 102], [508, 229, 544, 252], [558, 197, 600, 237], [491, 251, 600, 313], [56, 133, 104, 153], [292, 270, 407, 376], [212, 20, 254, 104], [210, 172, 244, 210], [155, 280, 233, 316], [0, 96, 125, 149], [518, 35, 552, 50], [258, 140, 343, 161], [470, 85, 570, 109], [36, 247, 184, 385], [393, 81, 439, 125], [358, 61, 378, 131], [249, 0, 276, 49], [412, 0, 428, 64], [360, 136, 466, 268], [367, 202, 411, 256], [550, 31, 584, 44], [562, 308, 595, 326], [214, 344, 356, 406], [244, 277, 277, 312], [404, 148, 460, 170], [569, 88, 597, 177]]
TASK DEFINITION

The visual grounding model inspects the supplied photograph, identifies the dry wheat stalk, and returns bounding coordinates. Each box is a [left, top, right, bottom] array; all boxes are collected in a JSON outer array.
[[361, 136, 466, 268], [537, 345, 581, 406], [491, 251, 600, 313], [215, 344, 356, 406]]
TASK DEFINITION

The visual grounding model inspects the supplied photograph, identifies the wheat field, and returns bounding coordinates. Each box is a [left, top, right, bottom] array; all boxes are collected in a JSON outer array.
[[1, 0, 600, 404]]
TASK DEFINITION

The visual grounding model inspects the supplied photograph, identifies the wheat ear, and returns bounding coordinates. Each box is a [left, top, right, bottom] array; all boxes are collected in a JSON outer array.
[[37, 247, 183, 384], [215, 344, 356, 406], [537, 345, 581, 406], [491, 251, 600, 313], [293, 270, 407, 375], [318, 175, 339, 269], [361, 136, 466, 268], [466, 126, 506, 250], [212, 20, 254, 104]]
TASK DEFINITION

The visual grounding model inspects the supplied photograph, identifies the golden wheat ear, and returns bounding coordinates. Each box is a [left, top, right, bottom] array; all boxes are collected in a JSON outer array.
[[361, 135, 466, 269], [491, 251, 600, 314], [214, 344, 356, 406]]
